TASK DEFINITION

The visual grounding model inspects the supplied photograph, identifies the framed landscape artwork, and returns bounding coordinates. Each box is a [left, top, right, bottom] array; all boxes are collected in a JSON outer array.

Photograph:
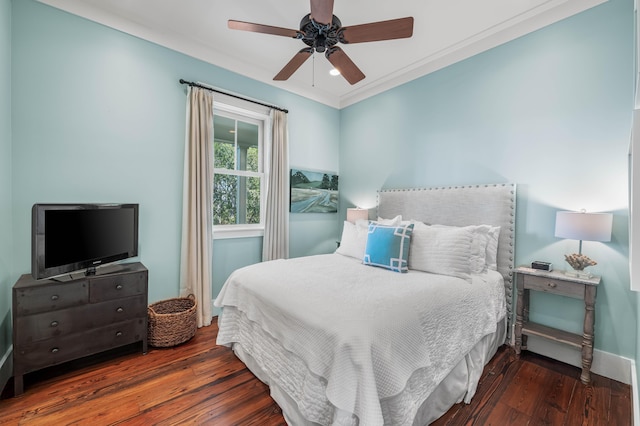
[[290, 169, 339, 213]]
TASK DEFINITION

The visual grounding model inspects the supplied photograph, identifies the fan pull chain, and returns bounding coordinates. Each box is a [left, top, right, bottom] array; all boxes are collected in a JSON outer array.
[[312, 52, 316, 87]]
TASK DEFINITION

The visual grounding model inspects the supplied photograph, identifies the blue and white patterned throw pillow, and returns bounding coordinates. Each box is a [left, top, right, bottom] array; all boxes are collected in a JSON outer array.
[[363, 223, 414, 273]]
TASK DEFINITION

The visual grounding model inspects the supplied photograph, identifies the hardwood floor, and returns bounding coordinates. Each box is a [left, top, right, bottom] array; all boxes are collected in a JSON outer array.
[[432, 346, 632, 426], [0, 319, 632, 425]]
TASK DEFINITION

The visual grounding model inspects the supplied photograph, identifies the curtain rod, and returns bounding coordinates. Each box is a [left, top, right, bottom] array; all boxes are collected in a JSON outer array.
[[179, 79, 288, 114]]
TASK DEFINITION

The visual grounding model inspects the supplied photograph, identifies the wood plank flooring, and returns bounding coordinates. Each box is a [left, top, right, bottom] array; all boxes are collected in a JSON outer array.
[[0, 319, 632, 425]]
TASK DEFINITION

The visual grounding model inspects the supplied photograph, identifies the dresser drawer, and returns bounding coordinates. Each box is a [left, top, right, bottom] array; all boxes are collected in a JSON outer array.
[[522, 274, 585, 299], [88, 294, 147, 324], [15, 295, 147, 345], [14, 281, 88, 315], [14, 318, 146, 374], [90, 271, 146, 302]]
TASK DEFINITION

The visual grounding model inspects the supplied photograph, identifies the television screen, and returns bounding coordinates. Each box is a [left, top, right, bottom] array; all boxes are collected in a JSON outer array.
[[32, 204, 139, 280]]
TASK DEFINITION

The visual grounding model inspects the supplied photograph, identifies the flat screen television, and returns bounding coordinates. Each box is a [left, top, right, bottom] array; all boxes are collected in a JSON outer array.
[[32, 203, 139, 280]]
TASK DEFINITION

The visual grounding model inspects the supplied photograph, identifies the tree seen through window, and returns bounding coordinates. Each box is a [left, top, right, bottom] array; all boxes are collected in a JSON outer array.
[[213, 113, 262, 226]]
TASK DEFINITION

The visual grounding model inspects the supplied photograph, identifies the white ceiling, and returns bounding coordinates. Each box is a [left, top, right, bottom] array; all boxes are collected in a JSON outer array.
[[37, 0, 605, 109]]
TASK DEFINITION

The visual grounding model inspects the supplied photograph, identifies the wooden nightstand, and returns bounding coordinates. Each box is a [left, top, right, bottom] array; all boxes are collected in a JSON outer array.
[[514, 266, 601, 384]]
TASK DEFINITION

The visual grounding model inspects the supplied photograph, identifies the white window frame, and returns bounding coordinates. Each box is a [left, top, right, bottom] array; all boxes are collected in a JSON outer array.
[[213, 101, 271, 240]]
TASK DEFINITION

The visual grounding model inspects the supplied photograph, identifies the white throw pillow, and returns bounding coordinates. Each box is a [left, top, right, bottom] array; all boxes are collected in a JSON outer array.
[[431, 224, 487, 274], [486, 226, 501, 270], [431, 224, 500, 273], [409, 222, 473, 282], [376, 215, 402, 225], [336, 220, 369, 260]]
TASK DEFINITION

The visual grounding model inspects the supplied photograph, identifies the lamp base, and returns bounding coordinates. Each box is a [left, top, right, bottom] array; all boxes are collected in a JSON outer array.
[[563, 269, 593, 279]]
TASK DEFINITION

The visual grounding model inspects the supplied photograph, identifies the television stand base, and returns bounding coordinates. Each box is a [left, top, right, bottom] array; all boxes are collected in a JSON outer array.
[[49, 263, 131, 282]]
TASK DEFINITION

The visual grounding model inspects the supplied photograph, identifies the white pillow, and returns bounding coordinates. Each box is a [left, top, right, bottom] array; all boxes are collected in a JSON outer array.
[[431, 224, 500, 273], [336, 220, 369, 260], [470, 225, 491, 274], [486, 226, 501, 270], [376, 215, 402, 225], [409, 222, 473, 282], [431, 224, 486, 273]]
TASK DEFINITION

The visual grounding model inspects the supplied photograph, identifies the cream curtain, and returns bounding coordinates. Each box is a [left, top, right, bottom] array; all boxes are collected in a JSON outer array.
[[262, 110, 290, 261], [179, 86, 214, 328]]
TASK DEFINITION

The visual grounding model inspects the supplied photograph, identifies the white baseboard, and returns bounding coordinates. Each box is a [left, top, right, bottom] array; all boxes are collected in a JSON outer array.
[[525, 335, 632, 384], [631, 360, 638, 426]]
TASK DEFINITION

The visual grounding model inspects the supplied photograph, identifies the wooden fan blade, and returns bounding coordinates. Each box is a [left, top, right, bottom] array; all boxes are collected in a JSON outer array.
[[340, 17, 414, 44], [228, 20, 302, 38], [310, 0, 334, 25], [274, 49, 313, 81], [325, 47, 365, 85]]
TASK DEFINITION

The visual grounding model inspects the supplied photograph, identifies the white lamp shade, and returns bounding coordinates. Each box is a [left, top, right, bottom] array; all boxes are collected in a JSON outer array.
[[346, 208, 369, 223], [555, 211, 613, 242]]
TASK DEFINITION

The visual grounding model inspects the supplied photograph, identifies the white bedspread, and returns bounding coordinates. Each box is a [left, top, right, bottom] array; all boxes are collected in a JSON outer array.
[[214, 254, 506, 426]]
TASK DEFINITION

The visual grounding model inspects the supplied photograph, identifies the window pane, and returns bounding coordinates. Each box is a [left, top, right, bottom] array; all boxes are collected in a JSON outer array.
[[237, 121, 259, 172], [214, 115, 236, 169], [213, 174, 236, 225], [246, 176, 261, 224], [214, 141, 235, 170], [213, 174, 261, 225]]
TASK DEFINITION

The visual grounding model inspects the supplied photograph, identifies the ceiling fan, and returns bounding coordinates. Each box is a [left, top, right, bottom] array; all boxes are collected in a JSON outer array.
[[228, 0, 414, 85]]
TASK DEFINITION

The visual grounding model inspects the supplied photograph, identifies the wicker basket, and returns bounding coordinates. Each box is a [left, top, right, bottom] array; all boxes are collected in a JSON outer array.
[[148, 294, 197, 348]]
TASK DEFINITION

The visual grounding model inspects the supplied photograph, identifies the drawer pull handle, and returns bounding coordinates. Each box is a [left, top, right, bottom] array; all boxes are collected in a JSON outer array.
[[116, 331, 123, 337], [116, 284, 123, 290], [51, 347, 59, 354], [547, 282, 557, 288], [50, 321, 59, 327], [116, 307, 124, 313], [51, 295, 59, 301]]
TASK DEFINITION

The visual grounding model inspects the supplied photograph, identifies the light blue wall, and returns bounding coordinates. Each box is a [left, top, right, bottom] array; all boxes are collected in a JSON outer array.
[[10, 0, 340, 304], [0, 0, 12, 375], [6, 0, 637, 377], [340, 0, 636, 358]]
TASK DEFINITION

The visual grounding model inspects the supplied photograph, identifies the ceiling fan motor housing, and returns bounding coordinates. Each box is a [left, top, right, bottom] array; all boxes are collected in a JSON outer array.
[[300, 14, 342, 53]]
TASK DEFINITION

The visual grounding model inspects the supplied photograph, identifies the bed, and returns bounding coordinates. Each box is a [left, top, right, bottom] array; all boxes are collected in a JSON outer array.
[[214, 183, 516, 425]]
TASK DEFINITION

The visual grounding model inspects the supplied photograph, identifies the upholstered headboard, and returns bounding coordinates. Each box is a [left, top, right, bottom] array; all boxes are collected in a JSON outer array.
[[377, 183, 516, 341]]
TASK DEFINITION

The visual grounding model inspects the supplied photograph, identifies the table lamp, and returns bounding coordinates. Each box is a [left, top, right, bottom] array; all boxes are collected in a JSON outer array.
[[554, 210, 613, 278], [346, 208, 369, 224]]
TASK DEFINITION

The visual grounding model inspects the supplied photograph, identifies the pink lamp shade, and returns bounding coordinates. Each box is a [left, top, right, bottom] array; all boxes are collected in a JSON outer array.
[[346, 208, 369, 224]]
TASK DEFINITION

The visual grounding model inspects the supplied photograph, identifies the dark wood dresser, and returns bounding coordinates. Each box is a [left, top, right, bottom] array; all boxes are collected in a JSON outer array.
[[12, 262, 148, 396]]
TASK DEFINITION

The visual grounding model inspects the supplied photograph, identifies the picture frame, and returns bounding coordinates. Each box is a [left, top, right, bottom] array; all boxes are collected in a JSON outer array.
[[290, 168, 339, 213]]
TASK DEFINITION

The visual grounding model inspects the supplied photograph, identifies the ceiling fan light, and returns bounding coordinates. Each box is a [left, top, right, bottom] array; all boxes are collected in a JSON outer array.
[[329, 68, 341, 76]]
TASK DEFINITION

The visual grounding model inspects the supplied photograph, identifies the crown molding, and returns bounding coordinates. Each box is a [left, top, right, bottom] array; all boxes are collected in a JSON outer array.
[[38, 0, 606, 110], [338, 0, 607, 108]]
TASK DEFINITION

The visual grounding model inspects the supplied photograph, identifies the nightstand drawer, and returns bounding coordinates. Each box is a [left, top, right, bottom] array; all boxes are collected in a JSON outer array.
[[522, 274, 584, 299]]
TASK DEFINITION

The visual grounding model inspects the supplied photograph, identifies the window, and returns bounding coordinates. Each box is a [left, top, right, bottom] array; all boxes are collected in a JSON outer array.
[[213, 103, 269, 238]]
